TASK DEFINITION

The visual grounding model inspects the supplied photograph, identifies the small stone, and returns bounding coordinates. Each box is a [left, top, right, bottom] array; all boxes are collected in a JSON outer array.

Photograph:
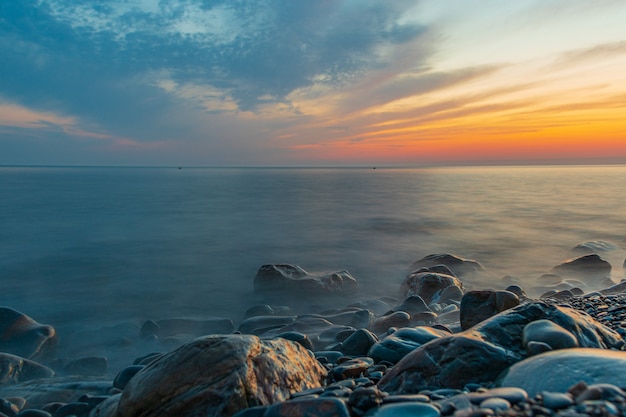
[[540, 391, 574, 409], [367, 402, 441, 417], [479, 397, 510, 411], [113, 365, 145, 390], [341, 329, 378, 356], [460, 290, 519, 330]]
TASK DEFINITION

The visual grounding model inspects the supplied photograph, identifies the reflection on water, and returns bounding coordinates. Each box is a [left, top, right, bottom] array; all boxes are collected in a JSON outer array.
[[0, 165, 625, 331]]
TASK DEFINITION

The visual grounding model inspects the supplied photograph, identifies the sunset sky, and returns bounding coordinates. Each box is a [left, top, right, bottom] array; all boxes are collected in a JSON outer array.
[[1, 0, 626, 166]]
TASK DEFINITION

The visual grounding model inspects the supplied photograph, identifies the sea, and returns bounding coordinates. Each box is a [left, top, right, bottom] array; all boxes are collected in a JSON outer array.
[[1, 165, 625, 335]]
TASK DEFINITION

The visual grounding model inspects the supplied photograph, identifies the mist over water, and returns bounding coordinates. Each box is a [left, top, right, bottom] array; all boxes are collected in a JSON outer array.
[[1, 165, 625, 334]]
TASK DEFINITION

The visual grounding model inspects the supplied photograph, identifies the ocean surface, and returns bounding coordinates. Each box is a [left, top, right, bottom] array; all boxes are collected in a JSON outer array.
[[1, 165, 625, 333]]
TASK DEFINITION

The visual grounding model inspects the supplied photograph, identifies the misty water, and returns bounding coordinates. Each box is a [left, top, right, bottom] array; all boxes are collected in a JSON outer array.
[[1, 165, 625, 338]]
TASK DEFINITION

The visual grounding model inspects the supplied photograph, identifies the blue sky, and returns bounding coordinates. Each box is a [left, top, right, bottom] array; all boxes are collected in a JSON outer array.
[[1, 1, 626, 166]]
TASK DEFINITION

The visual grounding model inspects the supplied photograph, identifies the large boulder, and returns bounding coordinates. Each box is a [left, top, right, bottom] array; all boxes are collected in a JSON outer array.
[[0, 307, 56, 360], [496, 348, 626, 396], [377, 302, 621, 393], [410, 254, 483, 277], [253, 264, 357, 295], [400, 271, 463, 304], [117, 334, 327, 417]]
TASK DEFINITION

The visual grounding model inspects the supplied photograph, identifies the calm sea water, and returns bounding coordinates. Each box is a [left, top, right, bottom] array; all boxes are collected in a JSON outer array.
[[1, 165, 625, 332]]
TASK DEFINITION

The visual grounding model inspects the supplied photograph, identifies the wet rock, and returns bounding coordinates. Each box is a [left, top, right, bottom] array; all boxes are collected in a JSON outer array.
[[522, 319, 578, 352], [87, 393, 120, 417], [348, 386, 387, 415], [253, 264, 357, 295], [113, 365, 144, 390], [551, 254, 612, 286], [0, 353, 55, 385], [272, 331, 313, 351], [369, 327, 450, 364], [367, 402, 440, 417], [459, 290, 519, 330], [600, 280, 626, 295], [0, 308, 56, 360], [572, 240, 619, 254], [263, 397, 350, 417], [62, 357, 107, 377], [377, 302, 621, 393], [496, 348, 626, 396], [238, 315, 296, 335], [369, 312, 410, 335], [340, 329, 378, 356], [117, 334, 326, 417], [439, 285, 464, 304], [410, 254, 483, 277], [393, 296, 431, 316], [331, 357, 374, 381], [0, 378, 112, 409], [400, 272, 463, 304]]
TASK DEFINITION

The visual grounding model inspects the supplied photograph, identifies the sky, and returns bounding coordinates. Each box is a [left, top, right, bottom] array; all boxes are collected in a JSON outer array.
[[1, 0, 626, 167]]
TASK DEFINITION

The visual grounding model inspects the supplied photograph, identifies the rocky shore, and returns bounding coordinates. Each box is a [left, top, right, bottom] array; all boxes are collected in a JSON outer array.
[[1, 250, 626, 417]]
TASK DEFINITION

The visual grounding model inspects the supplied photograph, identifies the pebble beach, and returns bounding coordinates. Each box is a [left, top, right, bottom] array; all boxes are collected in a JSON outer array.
[[1, 251, 626, 417]]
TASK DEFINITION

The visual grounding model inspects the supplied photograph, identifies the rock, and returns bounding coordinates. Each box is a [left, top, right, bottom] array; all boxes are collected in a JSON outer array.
[[369, 327, 450, 364], [253, 264, 357, 295], [572, 241, 619, 253], [238, 315, 296, 335], [459, 290, 519, 330], [522, 319, 578, 352], [377, 302, 621, 393], [369, 312, 411, 335], [117, 334, 327, 417], [340, 329, 378, 356], [410, 254, 483, 277], [263, 397, 350, 417], [0, 353, 55, 385], [0, 308, 56, 360], [113, 365, 145, 390], [496, 348, 626, 396], [551, 254, 612, 286], [331, 357, 374, 381], [400, 272, 463, 304], [88, 393, 120, 417], [600, 280, 626, 295], [0, 378, 112, 409], [62, 357, 108, 377], [393, 296, 431, 316], [366, 402, 441, 417], [439, 285, 464, 303]]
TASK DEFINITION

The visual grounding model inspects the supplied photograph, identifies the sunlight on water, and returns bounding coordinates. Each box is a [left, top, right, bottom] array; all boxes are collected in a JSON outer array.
[[0, 165, 625, 331]]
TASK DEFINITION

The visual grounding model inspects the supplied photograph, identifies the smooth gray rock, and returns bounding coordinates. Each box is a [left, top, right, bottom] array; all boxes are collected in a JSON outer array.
[[369, 312, 411, 335], [496, 348, 626, 396], [367, 402, 440, 417], [401, 272, 463, 304], [377, 302, 621, 393], [522, 319, 578, 352], [117, 334, 327, 417], [0, 308, 56, 360], [253, 264, 357, 295], [340, 329, 378, 356], [369, 327, 450, 364], [411, 254, 483, 277], [572, 241, 619, 254]]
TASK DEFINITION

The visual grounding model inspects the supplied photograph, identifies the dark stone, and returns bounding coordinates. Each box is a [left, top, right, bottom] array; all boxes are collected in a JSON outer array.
[[459, 290, 519, 330], [113, 365, 145, 390], [369, 327, 449, 364], [551, 254, 612, 285], [0, 308, 57, 360], [331, 357, 374, 381], [377, 302, 621, 393], [0, 398, 18, 417], [410, 254, 483, 277], [340, 329, 378, 356], [572, 241, 619, 253], [140, 320, 159, 339], [401, 272, 463, 304], [63, 357, 107, 377], [349, 386, 387, 414], [273, 331, 314, 351], [16, 410, 52, 417], [264, 397, 350, 417], [253, 264, 357, 295], [393, 296, 431, 316], [439, 285, 464, 303], [369, 312, 410, 335], [244, 305, 275, 318], [238, 315, 296, 335], [53, 402, 90, 417]]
